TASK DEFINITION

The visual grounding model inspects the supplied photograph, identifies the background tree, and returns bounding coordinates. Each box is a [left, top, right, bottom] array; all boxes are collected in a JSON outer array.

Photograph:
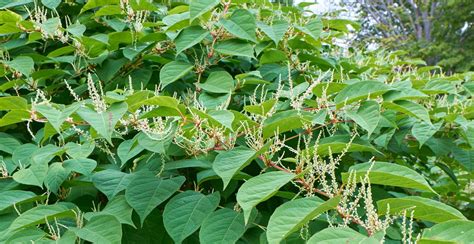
[[344, 0, 474, 72]]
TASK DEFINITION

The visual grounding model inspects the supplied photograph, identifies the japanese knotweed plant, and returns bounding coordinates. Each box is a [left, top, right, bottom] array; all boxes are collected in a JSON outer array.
[[0, 0, 473, 243]]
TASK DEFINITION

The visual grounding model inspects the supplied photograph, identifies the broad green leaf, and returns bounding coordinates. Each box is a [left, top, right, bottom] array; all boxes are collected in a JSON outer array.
[[419, 220, 474, 244], [64, 141, 95, 159], [0, 190, 36, 211], [236, 171, 295, 223], [198, 71, 234, 94], [257, 20, 288, 45], [452, 147, 474, 172], [6, 56, 34, 76], [165, 158, 211, 170], [208, 110, 235, 130], [213, 146, 256, 189], [0, 96, 27, 110], [72, 215, 122, 244], [312, 82, 347, 97], [383, 100, 431, 123], [9, 203, 75, 231], [0, 132, 21, 154], [63, 158, 97, 175], [199, 208, 245, 244], [117, 139, 144, 166], [334, 80, 390, 108], [175, 26, 209, 54], [0, 110, 30, 127], [267, 196, 341, 244], [214, 39, 254, 58], [346, 100, 380, 136], [190, 0, 219, 21], [244, 99, 277, 116], [125, 171, 185, 224], [307, 227, 378, 244], [84, 195, 135, 227], [44, 162, 69, 193], [163, 191, 220, 243], [306, 135, 379, 156], [412, 121, 442, 147], [159, 61, 193, 88], [81, 0, 119, 13], [76, 102, 128, 144], [296, 17, 323, 40], [220, 9, 256, 42], [341, 162, 436, 193], [12, 160, 48, 187], [377, 196, 466, 223], [129, 95, 180, 113], [35, 103, 80, 133], [5, 228, 47, 243], [259, 49, 287, 65], [136, 129, 176, 154], [262, 110, 313, 139], [92, 169, 132, 200], [41, 0, 60, 9], [163, 12, 190, 31]]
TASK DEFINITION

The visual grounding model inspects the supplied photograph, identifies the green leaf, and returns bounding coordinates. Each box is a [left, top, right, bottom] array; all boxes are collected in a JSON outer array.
[[262, 110, 313, 139], [296, 17, 323, 40], [125, 171, 185, 224], [197, 71, 234, 93], [63, 158, 97, 175], [117, 139, 144, 166], [199, 208, 245, 244], [220, 9, 256, 42], [306, 135, 379, 156], [257, 20, 288, 45], [164, 191, 220, 243], [236, 171, 295, 223], [0, 132, 21, 154], [267, 196, 341, 244], [64, 141, 95, 159], [383, 100, 431, 123], [6, 56, 34, 76], [334, 80, 390, 108], [190, 0, 219, 21], [260, 49, 288, 65], [0, 190, 37, 211], [92, 169, 132, 200], [12, 160, 48, 188], [307, 227, 377, 244], [81, 0, 119, 13], [9, 204, 75, 231], [35, 103, 80, 133], [76, 102, 128, 144], [412, 121, 442, 147], [213, 146, 256, 189], [41, 0, 60, 9], [159, 61, 193, 88], [452, 147, 474, 172], [377, 196, 466, 223], [0, 96, 28, 110], [84, 195, 135, 227], [419, 220, 474, 244], [44, 162, 69, 193], [346, 100, 380, 136], [72, 215, 122, 244], [175, 26, 209, 54], [214, 39, 254, 58], [341, 162, 436, 193]]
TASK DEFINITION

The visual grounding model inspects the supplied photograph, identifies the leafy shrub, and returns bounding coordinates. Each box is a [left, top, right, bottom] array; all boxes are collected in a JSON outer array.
[[0, 0, 473, 243]]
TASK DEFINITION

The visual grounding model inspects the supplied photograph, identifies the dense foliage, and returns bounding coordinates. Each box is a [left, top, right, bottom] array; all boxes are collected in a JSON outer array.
[[0, 0, 473, 243]]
